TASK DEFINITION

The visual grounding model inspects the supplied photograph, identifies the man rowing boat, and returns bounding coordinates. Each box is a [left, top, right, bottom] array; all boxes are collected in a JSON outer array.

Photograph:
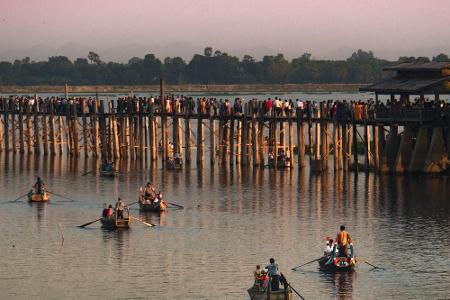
[[143, 182, 157, 200], [34, 177, 46, 194], [336, 225, 353, 257]]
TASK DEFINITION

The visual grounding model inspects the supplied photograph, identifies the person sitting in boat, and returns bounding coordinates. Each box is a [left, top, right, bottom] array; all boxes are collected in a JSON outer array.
[[115, 198, 127, 219], [106, 204, 114, 218], [34, 177, 45, 194], [266, 258, 281, 291], [144, 182, 157, 200], [336, 225, 353, 257], [258, 270, 269, 290], [253, 265, 262, 285], [324, 239, 334, 257], [102, 203, 108, 218]]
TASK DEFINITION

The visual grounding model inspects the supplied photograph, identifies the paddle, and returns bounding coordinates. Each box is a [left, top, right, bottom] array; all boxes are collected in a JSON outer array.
[[48, 191, 77, 202], [5, 192, 29, 203], [168, 202, 184, 209], [363, 260, 384, 270], [280, 273, 306, 300], [291, 257, 322, 270], [78, 218, 102, 228], [130, 215, 156, 227], [128, 201, 139, 206]]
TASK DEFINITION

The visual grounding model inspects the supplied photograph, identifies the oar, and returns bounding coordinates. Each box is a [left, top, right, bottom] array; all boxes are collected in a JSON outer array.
[[291, 257, 322, 270], [82, 171, 91, 176], [168, 202, 184, 209], [48, 191, 77, 202], [78, 218, 102, 228], [363, 260, 384, 270], [6, 192, 29, 203], [130, 215, 156, 227], [128, 201, 139, 206], [280, 273, 306, 300]]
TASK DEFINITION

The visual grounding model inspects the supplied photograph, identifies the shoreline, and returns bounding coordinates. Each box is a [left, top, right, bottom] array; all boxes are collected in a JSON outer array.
[[0, 83, 367, 94]]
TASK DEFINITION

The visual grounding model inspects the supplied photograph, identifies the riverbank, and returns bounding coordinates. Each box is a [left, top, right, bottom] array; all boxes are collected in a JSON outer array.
[[0, 83, 366, 94]]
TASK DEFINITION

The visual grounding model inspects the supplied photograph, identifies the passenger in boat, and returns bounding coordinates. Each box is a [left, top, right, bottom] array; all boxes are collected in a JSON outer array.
[[253, 265, 261, 283], [34, 177, 45, 194], [115, 198, 127, 219], [144, 182, 157, 200], [258, 270, 269, 290], [336, 225, 352, 257], [324, 239, 334, 257], [106, 204, 114, 218], [266, 258, 280, 291], [102, 203, 108, 218]]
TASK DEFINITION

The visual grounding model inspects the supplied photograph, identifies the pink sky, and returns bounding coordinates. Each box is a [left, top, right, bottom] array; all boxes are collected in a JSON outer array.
[[1, 0, 449, 60]]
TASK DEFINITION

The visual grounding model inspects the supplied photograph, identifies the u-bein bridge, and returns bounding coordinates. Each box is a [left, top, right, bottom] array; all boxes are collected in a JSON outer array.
[[0, 61, 449, 175]]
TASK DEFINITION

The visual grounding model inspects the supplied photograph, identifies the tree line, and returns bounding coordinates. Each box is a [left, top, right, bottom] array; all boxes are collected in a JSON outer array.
[[0, 48, 448, 86]]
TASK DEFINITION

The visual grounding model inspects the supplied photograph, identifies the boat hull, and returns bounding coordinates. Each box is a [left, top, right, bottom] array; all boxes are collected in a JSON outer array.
[[319, 256, 356, 272], [101, 217, 131, 229], [28, 192, 50, 202], [139, 200, 168, 212], [247, 286, 292, 300]]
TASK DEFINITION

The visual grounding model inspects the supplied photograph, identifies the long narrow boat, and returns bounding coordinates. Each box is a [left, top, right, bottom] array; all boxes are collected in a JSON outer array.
[[101, 208, 131, 229], [247, 284, 292, 300], [28, 191, 50, 202], [318, 245, 356, 272], [139, 198, 168, 212]]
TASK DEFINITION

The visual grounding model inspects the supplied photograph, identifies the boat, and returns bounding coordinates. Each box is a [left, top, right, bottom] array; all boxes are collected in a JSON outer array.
[[101, 208, 131, 229], [247, 282, 292, 300], [139, 197, 168, 212], [28, 190, 50, 202], [268, 154, 291, 169], [318, 244, 356, 272], [167, 155, 183, 170], [100, 162, 118, 177]]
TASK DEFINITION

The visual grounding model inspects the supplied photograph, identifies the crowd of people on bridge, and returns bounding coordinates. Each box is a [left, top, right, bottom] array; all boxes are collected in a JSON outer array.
[[1, 94, 449, 123]]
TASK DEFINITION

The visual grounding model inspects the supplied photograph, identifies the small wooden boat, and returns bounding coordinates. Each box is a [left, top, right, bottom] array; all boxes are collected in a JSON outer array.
[[139, 198, 168, 212], [268, 155, 291, 169], [247, 284, 292, 300], [318, 245, 356, 272], [101, 162, 118, 177], [28, 191, 50, 202], [167, 156, 183, 170]]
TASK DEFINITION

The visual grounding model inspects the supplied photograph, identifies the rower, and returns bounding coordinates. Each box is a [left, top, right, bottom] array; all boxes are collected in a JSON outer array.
[[115, 198, 127, 219], [34, 177, 45, 194], [143, 182, 157, 200], [102, 203, 108, 218], [336, 225, 353, 257], [266, 258, 280, 291]]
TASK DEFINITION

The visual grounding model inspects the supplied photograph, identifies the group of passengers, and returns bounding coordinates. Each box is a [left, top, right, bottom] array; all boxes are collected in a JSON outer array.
[[102, 198, 128, 219]]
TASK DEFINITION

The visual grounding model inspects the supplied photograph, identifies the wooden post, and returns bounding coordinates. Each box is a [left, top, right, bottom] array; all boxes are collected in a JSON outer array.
[[72, 103, 79, 157], [241, 104, 248, 166], [352, 122, 358, 172], [210, 109, 216, 165], [92, 101, 100, 158], [236, 117, 242, 165], [196, 110, 204, 164], [296, 111, 306, 168], [185, 105, 191, 164], [49, 101, 56, 155], [138, 101, 144, 159], [65, 104, 72, 155], [342, 123, 348, 171], [3, 100, 9, 152], [315, 108, 321, 161], [223, 114, 229, 165], [364, 124, 371, 171], [11, 105, 16, 153], [149, 103, 157, 162], [33, 104, 41, 154], [58, 114, 64, 155], [288, 111, 294, 169], [338, 123, 343, 169], [347, 124, 353, 170], [99, 100, 108, 160], [273, 109, 278, 168], [258, 103, 265, 168], [81, 100, 89, 157], [160, 80, 168, 162], [26, 105, 33, 154], [19, 101, 25, 154], [230, 112, 235, 166], [251, 102, 259, 166], [373, 125, 379, 169], [42, 113, 48, 155], [173, 100, 180, 157]]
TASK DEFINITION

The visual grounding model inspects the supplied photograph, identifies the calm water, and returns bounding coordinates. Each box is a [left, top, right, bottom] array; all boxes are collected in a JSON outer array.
[[1, 153, 450, 300]]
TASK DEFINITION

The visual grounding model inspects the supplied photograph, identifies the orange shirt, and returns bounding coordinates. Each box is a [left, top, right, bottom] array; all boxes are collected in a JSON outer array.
[[336, 231, 352, 246]]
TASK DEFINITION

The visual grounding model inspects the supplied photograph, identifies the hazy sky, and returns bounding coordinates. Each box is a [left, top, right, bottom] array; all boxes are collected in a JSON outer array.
[[1, 0, 450, 60]]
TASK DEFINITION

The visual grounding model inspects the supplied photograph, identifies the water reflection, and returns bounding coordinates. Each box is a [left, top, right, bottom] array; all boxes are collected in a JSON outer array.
[[320, 272, 356, 299]]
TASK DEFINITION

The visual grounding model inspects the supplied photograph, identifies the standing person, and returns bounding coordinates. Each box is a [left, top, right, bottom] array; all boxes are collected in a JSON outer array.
[[115, 198, 127, 219], [34, 177, 45, 194], [266, 258, 280, 291], [336, 225, 352, 257]]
